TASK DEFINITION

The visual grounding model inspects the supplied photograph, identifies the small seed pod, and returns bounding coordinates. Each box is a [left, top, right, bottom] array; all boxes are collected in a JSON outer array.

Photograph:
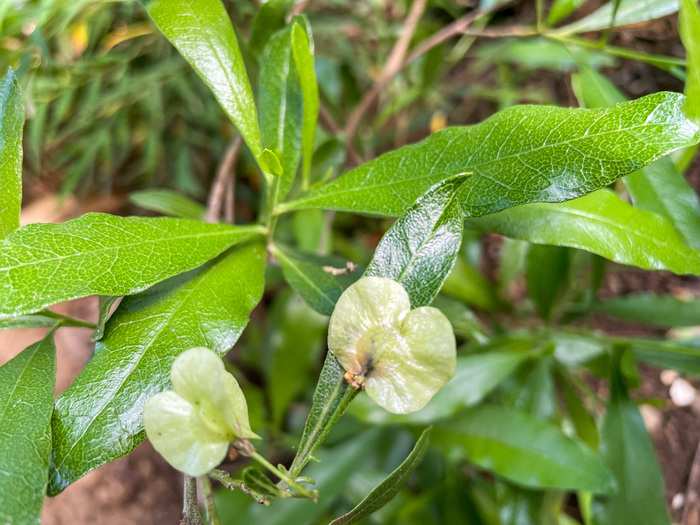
[[144, 347, 259, 477], [328, 276, 456, 414]]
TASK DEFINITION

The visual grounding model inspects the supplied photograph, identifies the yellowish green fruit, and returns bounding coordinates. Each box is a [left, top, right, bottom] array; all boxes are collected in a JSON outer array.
[[328, 276, 456, 414], [144, 347, 259, 476]]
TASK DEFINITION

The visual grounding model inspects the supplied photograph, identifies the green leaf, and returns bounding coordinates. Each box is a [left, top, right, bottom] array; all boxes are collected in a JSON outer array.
[[280, 93, 699, 218], [268, 293, 328, 427], [432, 405, 616, 493], [291, 22, 319, 190], [0, 214, 263, 318], [129, 189, 206, 220], [558, 370, 599, 450], [432, 296, 489, 344], [288, 352, 358, 477], [0, 68, 24, 240], [594, 293, 700, 327], [329, 427, 432, 525], [466, 190, 700, 275], [557, 0, 679, 35], [259, 24, 302, 199], [526, 244, 569, 321], [591, 348, 670, 524], [680, 0, 700, 122], [48, 244, 265, 494], [92, 296, 120, 342], [365, 175, 469, 308], [441, 256, 504, 312], [0, 330, 56, 525], [573, 64, 700, 250], [248, 0, 292, 58], [548, 0, 587, 25], [259, 148, 284, 177], [144, 0, 262, 157], [632, 338, 700, 376], [272, 245, 342, 316]]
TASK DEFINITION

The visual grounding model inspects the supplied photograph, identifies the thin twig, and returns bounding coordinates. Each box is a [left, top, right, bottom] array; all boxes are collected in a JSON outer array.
[[318, 104, 342, 135], [199, 476, 221, 525], [182, 476, 204, 525], [224, 168, 235, 223], [344, 0, 428, 164], [206, 136, 242, 223], [209, 469, 270, 506]]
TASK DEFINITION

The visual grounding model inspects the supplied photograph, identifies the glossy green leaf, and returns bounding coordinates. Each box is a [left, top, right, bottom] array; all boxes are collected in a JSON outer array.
[[466, 190, 700, 275], [288, 352, 357, 477], [280, 93, 699, 217], [526, 244, 569, 321], [291, 22, 319, 189], [548, 0, 587, 25], [0, 330, 56, 525], [0, 68, 24, 240], [330, 427, 432, 525], [273, 245, 342, 316], [48, 244, 265, 494], [557, 0, 679, 35], [591, 349, 670, 524], [573, 65, 700, 250], [129, 189, 206, 220], [681, 0, 700, 122], [432, 405, 616, 493], [0, 214, 263, 318], [144, 0, 262, 157], [92, 296, 120, 342], [594, 293, 700, 326], [365, 175, 469, 308], [259, 24, 303, 200]]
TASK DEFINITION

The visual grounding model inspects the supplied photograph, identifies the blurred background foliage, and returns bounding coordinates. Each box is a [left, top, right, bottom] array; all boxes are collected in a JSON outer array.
[[4, 0, 700, 524]]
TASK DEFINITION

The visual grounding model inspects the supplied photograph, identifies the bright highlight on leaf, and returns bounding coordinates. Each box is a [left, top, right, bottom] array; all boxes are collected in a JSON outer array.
[[328, 277, 456, 414], [144, 347, 259, 477]]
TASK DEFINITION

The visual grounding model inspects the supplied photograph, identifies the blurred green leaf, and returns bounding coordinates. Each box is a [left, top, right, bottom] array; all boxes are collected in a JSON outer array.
[[680, 0, 700, 122], [259, 24, 302, 199], [558, 370, 599, 450], [248, 0, 292, 58], [144, 0, 262, 157], [292, 22, 320, 190], [548, 0, 587, 25], [506, 357, 558, 421], [442, 256, 504, 312], [281, 93, 699, 218], [0, 68, 24, 240], [129, 189, 206, 220], [433, 405, 616, 493], [293, 209, 324, 253], [0, 330, 56, 525], [591, 348, 670, 525], [432, 296, 489, 344], [273, 245, 342, 316], [557, 0, 679, 34], [0, 214, 263, 318], [573, 64, 700, 250], [526, 244, 569, 321], [48, 244, 265, 494], [330, 427, 432, 525], [632, 337, 700, 375], [593, 293, 700, 327], [365, 175, 469, 308], [466, 190, 700, 275]]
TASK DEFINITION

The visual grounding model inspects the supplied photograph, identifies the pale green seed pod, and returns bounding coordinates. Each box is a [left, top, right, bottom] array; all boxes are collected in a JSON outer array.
[[144, 347, 259, 477], [328, 276, 456, 414]]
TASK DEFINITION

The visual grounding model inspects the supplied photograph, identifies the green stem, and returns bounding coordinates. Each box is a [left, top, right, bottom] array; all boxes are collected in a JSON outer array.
[[250, 451, 317, 500], [198, 476, 221, 525], [208, 469, 269, 505], [39, 310, 97, 329]]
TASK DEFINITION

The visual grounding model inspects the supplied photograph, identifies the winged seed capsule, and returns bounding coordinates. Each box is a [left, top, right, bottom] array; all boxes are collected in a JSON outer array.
[[328, 276, 456, 414], [144, 347, 259, 477]]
